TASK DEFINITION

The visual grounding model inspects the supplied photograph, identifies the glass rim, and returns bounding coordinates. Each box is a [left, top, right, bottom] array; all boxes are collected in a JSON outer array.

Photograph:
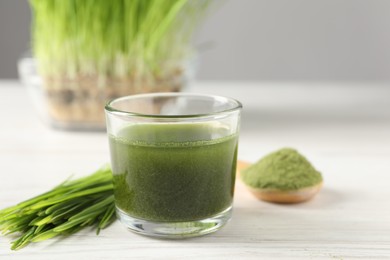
[[105, 92, 242, 119]]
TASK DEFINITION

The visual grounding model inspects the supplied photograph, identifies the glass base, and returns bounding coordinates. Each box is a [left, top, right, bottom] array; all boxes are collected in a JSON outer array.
[[116, 206, 232, 239]]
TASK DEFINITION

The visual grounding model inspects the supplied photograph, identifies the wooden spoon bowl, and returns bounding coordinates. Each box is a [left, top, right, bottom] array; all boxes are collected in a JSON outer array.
[[236, 160, 322, 204]]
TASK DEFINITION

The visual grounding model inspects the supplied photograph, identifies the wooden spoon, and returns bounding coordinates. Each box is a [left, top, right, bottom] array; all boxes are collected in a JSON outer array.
[[236, 160, 322, 204]]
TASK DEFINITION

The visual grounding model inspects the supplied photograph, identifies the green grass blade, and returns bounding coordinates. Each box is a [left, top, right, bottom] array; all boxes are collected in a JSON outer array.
[[0, 166, 116, 250]]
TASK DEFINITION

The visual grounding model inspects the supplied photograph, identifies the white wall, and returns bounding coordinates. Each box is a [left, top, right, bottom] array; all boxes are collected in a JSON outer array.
[[1, 0, 390, 81], [196, 0, 390, 81], [0, 0, 30, 79]]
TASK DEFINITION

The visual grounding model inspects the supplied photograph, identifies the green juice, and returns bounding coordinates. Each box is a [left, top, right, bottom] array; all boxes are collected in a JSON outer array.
[[109, 123, 238, 222]]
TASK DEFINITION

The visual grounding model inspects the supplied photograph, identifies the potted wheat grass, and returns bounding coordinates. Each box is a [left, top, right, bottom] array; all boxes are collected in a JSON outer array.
[[19, 0, 211, 130]]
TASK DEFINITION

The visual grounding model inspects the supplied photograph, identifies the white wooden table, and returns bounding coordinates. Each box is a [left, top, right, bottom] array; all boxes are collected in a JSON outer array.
[[0, 80, 389, 259]]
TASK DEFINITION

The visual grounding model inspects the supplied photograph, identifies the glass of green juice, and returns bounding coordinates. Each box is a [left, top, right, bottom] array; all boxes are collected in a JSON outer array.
[[105, 93, 242, 238]]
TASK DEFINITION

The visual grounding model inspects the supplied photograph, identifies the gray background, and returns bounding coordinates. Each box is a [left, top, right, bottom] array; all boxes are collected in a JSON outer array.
[[1, 0, 390, 81]]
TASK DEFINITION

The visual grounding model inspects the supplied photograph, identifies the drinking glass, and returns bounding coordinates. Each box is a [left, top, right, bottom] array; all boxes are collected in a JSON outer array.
[[105, 93, 242, 238]]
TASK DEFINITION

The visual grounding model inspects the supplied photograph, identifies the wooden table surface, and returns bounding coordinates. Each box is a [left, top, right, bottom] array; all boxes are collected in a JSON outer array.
[[0, 80, 389, 259]]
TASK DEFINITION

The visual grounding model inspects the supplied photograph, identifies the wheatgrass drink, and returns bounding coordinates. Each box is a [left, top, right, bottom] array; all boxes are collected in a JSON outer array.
[[105, 93, 241, 238]]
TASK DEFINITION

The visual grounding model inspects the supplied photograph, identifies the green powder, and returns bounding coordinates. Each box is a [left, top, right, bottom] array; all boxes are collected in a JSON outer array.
[[241, 148, 322, 191]]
